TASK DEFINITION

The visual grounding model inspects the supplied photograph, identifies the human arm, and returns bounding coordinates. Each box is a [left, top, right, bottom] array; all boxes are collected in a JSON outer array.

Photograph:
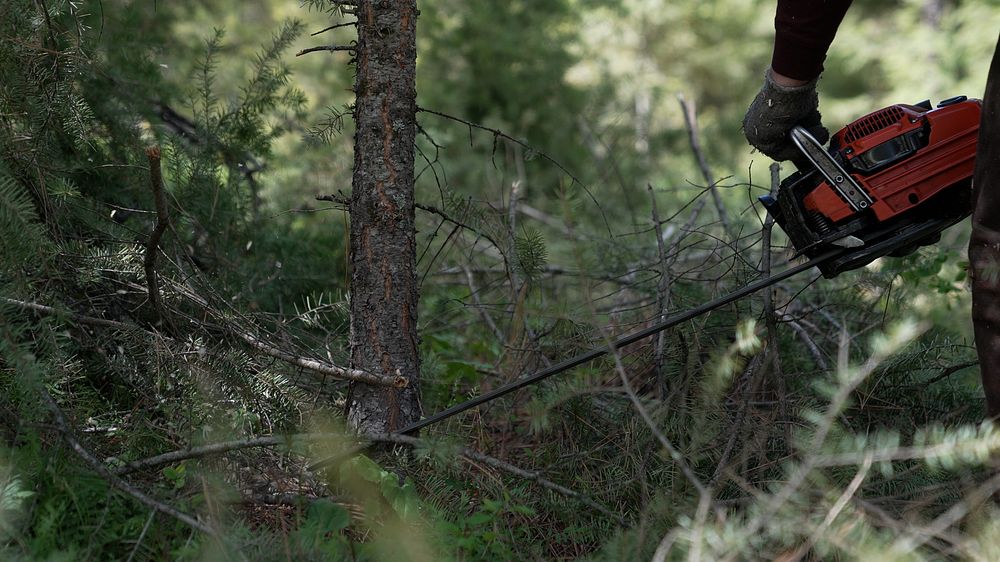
[[743, 0, 854, 162]]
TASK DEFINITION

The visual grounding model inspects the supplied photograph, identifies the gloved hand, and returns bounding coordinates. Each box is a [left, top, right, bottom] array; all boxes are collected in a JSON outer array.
[[743, 68, 829, 162]]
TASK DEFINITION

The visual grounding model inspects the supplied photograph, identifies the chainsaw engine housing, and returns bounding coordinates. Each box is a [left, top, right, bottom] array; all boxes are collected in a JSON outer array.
[[760, 96, 981, 277]]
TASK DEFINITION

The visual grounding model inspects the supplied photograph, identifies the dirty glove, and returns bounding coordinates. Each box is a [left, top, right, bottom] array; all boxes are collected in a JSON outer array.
[[743, 69, 829, 162]]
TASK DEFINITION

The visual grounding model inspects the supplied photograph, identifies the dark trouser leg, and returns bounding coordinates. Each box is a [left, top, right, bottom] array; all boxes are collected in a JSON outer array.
[[970, 35, 1000, 418]]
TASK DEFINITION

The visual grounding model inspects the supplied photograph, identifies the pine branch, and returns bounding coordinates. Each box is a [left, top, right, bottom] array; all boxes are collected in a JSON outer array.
[[3, 298, 134, 330], [3, 297, 402, 387]]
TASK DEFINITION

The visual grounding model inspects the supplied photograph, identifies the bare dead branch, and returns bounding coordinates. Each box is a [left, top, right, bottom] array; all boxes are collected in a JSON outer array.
[[311, 21, 358, 36], [920, 360, 978, 387], [781, 314, 830, 371], [143, 146, 170, 324], [116, 433, 332, 475], [3, 297, 399, 388], [516, 203, 580, 239], [296, 44, 355, 57], [677, 93, 732, 235], [238, 332, 406, 388], [648, 184, 672, 398]]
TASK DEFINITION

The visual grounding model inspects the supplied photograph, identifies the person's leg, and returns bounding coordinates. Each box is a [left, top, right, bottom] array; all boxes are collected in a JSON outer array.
[[969, 36, 1000, 417]]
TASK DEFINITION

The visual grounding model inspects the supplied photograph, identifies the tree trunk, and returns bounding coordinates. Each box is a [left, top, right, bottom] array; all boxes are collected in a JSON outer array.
[[346, 0, 421, 434]]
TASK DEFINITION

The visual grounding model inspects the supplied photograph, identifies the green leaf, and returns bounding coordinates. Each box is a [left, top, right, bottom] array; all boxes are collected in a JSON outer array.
[[307, 499, 351, 532]]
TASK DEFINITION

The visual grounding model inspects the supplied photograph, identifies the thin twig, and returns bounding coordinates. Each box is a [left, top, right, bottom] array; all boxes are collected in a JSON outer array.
[[786, 453, 873, 562], [889, 469, 1000, 556], [764, 163, 789, 440], [311, 21, 357, 36], [4, 297, 397, 388], [366, 433, 628, 526], [318, 194, 504, 253], [677, 93, 731, 235], [296, 44, 355, 57], [462, 265, 505, 342], [648, 184, 672, 399], [725, 327, 927, 562], [605, 334, 709, 499], [116, 433, 331, 475], [417, 106, 614, 237], [125, 511, 156, 562]]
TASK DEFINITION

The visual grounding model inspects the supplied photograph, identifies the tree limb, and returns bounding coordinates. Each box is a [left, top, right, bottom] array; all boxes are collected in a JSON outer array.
[[237, 332, 407, 388], [3, 297, 401, 387], [296, 44, 355, 57], [311, 21, 358, 36], [116, 433, 332, 475], [677, 93, 731, 235]]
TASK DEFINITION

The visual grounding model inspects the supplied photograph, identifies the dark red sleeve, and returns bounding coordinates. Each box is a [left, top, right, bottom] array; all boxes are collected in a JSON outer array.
[[772, 0, 853, 81]]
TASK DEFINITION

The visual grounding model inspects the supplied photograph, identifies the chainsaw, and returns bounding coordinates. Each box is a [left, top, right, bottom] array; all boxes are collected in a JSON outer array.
[[760, 96, 981, 277], [310, 98, 982, 464]]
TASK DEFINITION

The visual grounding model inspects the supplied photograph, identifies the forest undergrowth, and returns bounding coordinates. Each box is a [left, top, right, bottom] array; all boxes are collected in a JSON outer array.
[[1, 1, 999, 560]]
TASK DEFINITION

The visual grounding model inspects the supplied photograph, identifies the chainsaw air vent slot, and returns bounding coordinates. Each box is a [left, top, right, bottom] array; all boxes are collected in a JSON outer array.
[[843, 106, 905, 143]]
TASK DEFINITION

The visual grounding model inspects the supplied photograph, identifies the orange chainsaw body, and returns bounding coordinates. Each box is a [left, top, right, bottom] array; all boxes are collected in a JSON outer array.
[[761, 96, 981, 277]]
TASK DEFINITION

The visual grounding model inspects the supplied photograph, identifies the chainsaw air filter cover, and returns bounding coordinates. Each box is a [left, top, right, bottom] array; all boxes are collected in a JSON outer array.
[[760, 97, 981, 277]]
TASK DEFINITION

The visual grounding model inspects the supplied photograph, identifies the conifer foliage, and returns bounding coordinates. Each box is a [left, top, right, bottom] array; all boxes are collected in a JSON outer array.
[[1, 0, 1000, 559]]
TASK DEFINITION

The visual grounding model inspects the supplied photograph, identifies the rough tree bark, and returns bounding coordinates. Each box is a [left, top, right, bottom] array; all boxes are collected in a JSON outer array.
[[345, 0, 421, 434]]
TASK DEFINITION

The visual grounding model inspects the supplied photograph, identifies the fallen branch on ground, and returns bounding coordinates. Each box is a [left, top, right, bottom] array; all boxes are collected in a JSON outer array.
[[116, 431, 627, 526], [41, 390, 218, 537]]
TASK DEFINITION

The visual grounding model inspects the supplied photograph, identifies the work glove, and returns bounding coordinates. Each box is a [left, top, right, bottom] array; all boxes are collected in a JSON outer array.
[[743, 69, 829, 163]]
